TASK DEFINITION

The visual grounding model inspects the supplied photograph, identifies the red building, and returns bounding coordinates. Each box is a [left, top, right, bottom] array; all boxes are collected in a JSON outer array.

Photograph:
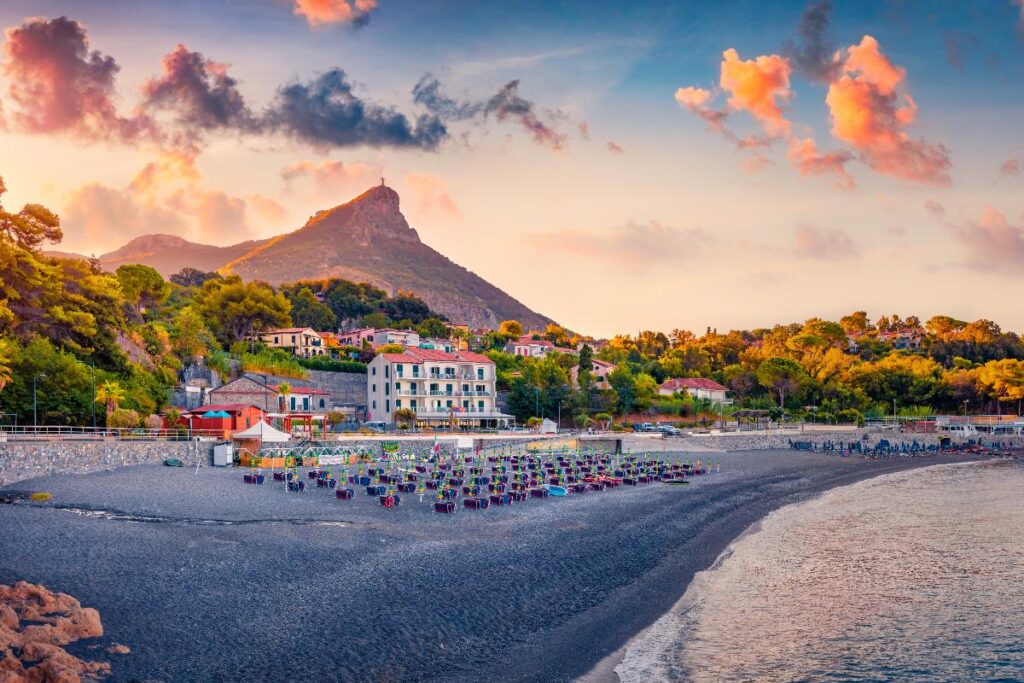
[[177, 403, 269, 438]]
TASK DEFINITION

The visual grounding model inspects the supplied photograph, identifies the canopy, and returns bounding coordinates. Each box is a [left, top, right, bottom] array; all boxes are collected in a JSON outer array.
[[232, 420, 291, 442], [202, 410, 231, 418]]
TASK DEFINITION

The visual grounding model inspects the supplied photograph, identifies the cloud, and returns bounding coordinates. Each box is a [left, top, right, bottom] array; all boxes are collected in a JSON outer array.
[[924, 199, 946, 218], [787, 137, 855, 188], [1000, 158, 1021, 176], [948, 207, 1024, 273], [189, 190, 252, 243], [719, 48, 792, 136], [63, 183, 185, 250], [783, 1, 842, 83], [291, 0, 378, 27], [413, 74, 569, 150], [606, 140, 625, 154], [825, 36, 951, 184], [280, 158, 379, 198], [530, 220, 715, 268], [140, 44, 255, 147], [411, 74, 484, 120], [128, 149, 200, 198], [943, 31, 980, 70], [673, 86, 770, 152], [0, 16, 153, 142], [403, 172, 462, 220], [484, 80, 567, 150], [264, 69, 447, 150], [793, 225, 859, 259], [248, 194, 289, 225]]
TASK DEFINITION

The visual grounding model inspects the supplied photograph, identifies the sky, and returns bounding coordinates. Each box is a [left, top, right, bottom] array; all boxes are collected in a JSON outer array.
[[0, 0, 1022, 338]]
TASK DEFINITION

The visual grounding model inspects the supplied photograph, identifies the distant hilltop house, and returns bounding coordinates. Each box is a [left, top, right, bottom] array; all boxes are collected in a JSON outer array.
[[260, 327, 326, 357], [570, 358, 617, 390], [659, 377, 730, 403], [504, 335, 574, 358], [367, 347, 513, 429], [846, 327, 925, 352]]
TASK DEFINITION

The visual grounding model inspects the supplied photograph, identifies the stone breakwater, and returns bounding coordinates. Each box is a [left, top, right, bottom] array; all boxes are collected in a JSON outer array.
[[0, 441, 195, 488], [681, 430, 1024, 452]]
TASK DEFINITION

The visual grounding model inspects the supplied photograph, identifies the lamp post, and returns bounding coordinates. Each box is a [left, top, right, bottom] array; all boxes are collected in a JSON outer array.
[[32, 373, 46, 428], [557, 400, 562, 433]]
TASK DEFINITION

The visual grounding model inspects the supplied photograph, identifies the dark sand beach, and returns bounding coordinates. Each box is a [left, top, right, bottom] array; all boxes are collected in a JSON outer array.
[[0, 449, 969, 682]]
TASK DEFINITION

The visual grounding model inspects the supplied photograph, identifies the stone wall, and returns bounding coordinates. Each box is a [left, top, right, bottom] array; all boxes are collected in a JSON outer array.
[[306, 370, 367, 408], [0, 440, 198, 487], [680, 430, 1024, 452]]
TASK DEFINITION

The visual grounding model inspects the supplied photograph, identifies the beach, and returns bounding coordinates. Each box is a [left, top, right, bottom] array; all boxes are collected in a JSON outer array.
[[0, 448, 970, 682]]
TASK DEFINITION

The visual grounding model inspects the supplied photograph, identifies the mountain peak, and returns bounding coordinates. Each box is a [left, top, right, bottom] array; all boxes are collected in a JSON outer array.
[[304, 183, 418, 245]]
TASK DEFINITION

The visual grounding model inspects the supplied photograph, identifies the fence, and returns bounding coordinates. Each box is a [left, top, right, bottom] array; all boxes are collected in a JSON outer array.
[[0, 425, 227, 443]]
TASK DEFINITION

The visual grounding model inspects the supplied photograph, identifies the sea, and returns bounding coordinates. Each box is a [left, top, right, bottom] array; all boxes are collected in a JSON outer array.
[[615, 460, 1024, 682]]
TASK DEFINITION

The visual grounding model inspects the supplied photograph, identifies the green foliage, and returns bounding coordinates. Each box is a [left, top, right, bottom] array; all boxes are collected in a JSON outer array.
[[0, 176, 62, 250], [286, 286, 337, 330], [239, 349, 308, 379], [295, 356, 367, 373], [115, 264, 170, 316], [170, 268, 221, 288], [107, 408, 141, 429], [193, 275, 292, 346], [417, 317, 449, 338]]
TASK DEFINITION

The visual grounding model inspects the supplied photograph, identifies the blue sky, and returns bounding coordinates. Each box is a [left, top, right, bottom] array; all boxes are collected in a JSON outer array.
[[0, 0, 1022, 336]]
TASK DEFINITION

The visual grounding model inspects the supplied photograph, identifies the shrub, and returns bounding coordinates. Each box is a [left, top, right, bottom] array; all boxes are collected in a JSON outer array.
[[144, 414, 164, 430], [107, 408, 142, 429], [835, 408, 865, 426], [296, 356, 368, 374], [30, 492, 53, 502]]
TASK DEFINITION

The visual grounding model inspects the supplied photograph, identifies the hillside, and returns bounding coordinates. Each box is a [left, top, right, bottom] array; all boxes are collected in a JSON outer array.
[[97, 185, 552, 329], [98, 234, 270, 276]]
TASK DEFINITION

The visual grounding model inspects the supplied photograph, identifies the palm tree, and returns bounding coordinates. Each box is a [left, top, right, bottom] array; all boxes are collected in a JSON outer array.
[[277, 382, 291, 412], [95, 380, 125, 418]]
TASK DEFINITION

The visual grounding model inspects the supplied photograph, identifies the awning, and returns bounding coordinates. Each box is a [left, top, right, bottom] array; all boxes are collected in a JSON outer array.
[[232, 420, 292, 442]]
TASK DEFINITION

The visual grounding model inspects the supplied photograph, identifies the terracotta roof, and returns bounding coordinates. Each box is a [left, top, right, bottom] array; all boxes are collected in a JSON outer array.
[[264, 327, 318, 335], [379, 347, 494, 365], [187, 403, 264, 415], [512, 335, 554, 347], [660, 378, 728, 391]]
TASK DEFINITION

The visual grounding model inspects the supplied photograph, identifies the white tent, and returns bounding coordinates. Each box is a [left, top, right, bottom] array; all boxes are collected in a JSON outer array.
[[538, 418, 559, 434], [232, 420, 291, 442]]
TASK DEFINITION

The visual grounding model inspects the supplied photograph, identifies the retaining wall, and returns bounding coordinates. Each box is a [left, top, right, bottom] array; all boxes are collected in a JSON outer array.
[[681, 430, 1024, 452], [0, 441, 198, 488]]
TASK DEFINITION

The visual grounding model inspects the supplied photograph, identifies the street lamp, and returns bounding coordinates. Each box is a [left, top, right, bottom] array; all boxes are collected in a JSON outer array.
[[32, 373, 46, 428]]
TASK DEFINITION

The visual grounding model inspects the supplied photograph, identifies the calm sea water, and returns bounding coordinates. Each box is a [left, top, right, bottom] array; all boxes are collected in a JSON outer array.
[[616, 461, 1024, 682]]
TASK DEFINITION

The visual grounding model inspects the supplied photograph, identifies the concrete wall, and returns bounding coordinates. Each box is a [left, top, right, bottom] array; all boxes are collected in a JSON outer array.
[[0, 440, 198, 487], [306, 370, 367, 408], [680, 430, 1024, 452]]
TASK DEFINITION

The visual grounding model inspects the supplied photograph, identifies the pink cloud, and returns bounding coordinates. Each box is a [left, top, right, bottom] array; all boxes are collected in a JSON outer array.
[[1000, 158, 1021, 176], [948, 206, 1024, 272], [280, 159, 379, 199], [403, 172, 462, 220], [787, 137, 855, 188], [291, 0, 378, 26], [606, 141, 625, 154], [825, 36, 951, 184], [1, 16, 154, 142], [794, 225, 860, 260], [719, 48, 792, 136]]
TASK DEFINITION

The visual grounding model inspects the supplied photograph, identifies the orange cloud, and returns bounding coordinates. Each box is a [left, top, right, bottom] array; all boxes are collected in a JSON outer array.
[[948, 206, 1024, 272], [280, 159, 379, 199], [825, 36, 950, 184], [248, 195, 289, 225], [794, 225, 860, 259], [292, 0, 378, 26], [403, 173, 462, 220], [129, 149, 200, 198], [787, 137, 855, 189], [719, 48, 792, 136]]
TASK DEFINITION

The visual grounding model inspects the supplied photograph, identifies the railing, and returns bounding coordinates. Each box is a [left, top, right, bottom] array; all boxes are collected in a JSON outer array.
[[0, 425, 227, 442]]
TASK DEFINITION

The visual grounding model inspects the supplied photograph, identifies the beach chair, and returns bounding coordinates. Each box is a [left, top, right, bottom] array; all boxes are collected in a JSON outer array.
[[434, 501, 456, 513], [336, 488, 354, 500]]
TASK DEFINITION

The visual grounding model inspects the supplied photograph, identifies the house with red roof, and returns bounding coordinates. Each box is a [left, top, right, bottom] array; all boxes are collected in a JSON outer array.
[[504, 335, 555, 358], [367, 346, 512, 428], [259, 327, 326, 357], [658, 377, 730, 403], [570, 358, 617, 390], [176, 403, 269, 439]]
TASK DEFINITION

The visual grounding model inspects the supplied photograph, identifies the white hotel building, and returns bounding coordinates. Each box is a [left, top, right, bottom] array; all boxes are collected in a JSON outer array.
[[366, 347, 514, 429]]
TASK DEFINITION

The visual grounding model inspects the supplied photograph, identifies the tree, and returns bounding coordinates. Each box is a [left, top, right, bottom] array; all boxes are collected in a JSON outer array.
[[0, 338, 12, 392], [498, 320, 523, 338], [839, 311, 871, 334], [393, 407, 416, 428], [977, 359, 1024, 414], [277, 382, 292, 412], [95, 380, 125, 418], [170, 268, 222, 288], [578, 344, 593, 372], [116, 264, 171, 317], [170, 306, 217, 358], [417, 317, 449, 339], [193, 276, 292, 346], [756, 357, 806, 407], [288, 287, 337, 331], [0, 176, 62, 250]]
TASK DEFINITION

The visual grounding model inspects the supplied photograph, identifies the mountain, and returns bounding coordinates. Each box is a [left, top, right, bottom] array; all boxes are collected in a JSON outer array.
[[98, 234, 269, 276], [98, 186, 553, 329]]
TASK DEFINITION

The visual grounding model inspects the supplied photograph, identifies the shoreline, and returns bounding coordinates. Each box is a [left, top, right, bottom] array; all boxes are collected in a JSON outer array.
[[575, 458, 987, 683], [0, 451, 977, 682]]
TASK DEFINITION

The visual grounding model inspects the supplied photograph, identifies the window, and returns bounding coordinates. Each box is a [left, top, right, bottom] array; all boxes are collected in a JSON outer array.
[[274, 336, 279, 344], [291, 335, 296, 343], [411, 400, 417, 410], [372, 400, 376, 409], [290, 396, 296, 410], [385, 399, 390, 413], [477, 368, 484, 380], [385, 383, 390, 396], [446, 384, 453, 394], [478, 400, 484, 411], [372, 366, 376, 376], [372, 383, 376, 392], [462, 384, 469, 393], [385, 365, 390, 378], [320, 399, 325, 408], [396, 365, 403, 377], [412, 365, 420, 377], [396, 400, 402, 408]]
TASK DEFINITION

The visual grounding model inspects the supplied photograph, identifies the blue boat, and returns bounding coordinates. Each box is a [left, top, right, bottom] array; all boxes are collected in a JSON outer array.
[[545, 485, 568, 496]]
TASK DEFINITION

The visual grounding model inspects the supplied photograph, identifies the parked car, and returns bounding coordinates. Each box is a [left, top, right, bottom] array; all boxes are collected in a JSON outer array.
[[362, 421, 387, 432], [656, 425, 681, 436]]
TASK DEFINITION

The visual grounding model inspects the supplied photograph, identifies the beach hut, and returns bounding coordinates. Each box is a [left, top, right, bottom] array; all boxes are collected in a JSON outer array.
[[538, 418, 558, 434]]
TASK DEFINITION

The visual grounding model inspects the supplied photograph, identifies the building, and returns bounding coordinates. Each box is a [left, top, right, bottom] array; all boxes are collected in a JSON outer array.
[[372, 328, 421, 347], [177, 403, 268, 439], [260, 327, 325, 357], [337, 328, 379, 347], [418, 338, 457, 353], [570, 359, 617, 390], [658, 377, 730, 403], [278, 385, 331, 412], [208, 376, 278, 412], [504, 335, 555, 358], [366, 347, 513, 428], [878, 328, 924, 350]]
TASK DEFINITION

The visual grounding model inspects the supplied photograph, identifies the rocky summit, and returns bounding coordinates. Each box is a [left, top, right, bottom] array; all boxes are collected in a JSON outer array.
[[98, 185, 552, 329]]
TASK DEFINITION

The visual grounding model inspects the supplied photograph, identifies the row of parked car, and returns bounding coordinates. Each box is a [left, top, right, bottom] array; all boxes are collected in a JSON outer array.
[[632, 422, 683, 436]]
